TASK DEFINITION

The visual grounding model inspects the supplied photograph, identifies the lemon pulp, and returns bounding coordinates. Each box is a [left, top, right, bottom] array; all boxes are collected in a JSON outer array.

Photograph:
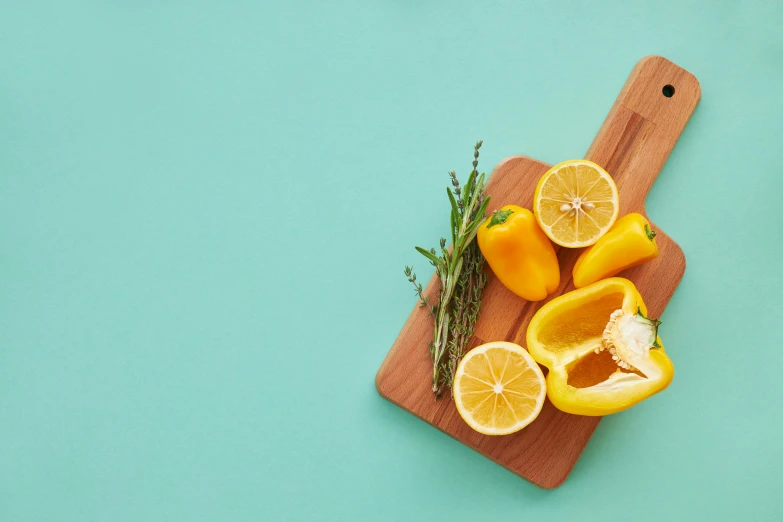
[[534, 160, 619, 248], [453, 342, 546, 436]]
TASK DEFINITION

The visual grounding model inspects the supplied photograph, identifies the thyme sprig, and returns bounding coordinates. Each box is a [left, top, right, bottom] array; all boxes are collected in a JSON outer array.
[[405, 141, 490, 396]]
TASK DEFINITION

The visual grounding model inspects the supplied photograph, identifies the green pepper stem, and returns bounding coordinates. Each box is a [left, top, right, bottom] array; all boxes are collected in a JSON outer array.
[[486, 209, 513, 228], [636, 306, 662, 348]]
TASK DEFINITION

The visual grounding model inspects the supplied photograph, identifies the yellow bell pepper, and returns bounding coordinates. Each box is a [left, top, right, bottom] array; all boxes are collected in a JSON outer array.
[[526, 278, 673, 416], [477, 204, 560, 301], [572, 213, 659, 288]]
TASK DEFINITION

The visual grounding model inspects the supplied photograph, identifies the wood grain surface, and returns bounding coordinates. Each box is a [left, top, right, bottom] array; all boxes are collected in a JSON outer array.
[[376, 56, 701, 489]]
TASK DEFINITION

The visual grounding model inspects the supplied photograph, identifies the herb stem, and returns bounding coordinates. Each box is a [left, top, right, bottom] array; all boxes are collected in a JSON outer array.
[[407, 141, 490, 396]]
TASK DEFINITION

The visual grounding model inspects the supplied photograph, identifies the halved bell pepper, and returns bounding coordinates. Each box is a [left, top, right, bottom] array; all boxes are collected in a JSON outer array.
[[572, 213, 659, 288], [477, 204, 560, 301], [526, 277, 673, 416]]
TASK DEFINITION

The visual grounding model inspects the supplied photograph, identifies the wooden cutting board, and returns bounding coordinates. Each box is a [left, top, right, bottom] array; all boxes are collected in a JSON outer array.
[[375, 56, 701, 488]]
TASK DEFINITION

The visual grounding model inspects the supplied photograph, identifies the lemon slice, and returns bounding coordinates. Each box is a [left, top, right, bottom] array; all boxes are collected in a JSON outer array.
[[453, 342, 546, 436], [534, 160, 619, 248]]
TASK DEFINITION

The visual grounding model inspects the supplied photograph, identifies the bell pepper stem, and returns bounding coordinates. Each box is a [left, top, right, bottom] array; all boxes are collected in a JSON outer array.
[[645, 224, 657, 241], [486, 208, 514, 228], [636, 307, 662, 348]]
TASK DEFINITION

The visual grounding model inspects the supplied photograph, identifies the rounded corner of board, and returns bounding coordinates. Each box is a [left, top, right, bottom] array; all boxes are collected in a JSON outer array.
[[493, 154, 548, 170], [525, 468, 573, 490], [375, 368, 391, 399]]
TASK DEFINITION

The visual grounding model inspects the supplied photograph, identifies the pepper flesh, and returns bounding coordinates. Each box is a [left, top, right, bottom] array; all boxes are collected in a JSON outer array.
[[572, 213, 659, 288], [526, 278, 673, 416], [477, 204, 560, 301]]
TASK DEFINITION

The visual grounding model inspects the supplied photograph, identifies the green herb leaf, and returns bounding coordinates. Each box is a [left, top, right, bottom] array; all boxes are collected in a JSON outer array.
[[450, 209, 457, 245], [471, 197, 491, 226], [415, 246, 441, 266], [465, 172, 484, 216], [447, 187, 459, 218], [462, 171, 475, 210]]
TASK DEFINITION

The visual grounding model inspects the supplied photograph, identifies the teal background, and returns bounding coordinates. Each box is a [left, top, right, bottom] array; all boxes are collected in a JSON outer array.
[[1, 1, 781, 520]]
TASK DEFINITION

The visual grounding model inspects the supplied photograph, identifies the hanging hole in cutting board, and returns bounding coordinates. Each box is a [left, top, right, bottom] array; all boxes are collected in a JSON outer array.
[[662, 84, 675, 97]]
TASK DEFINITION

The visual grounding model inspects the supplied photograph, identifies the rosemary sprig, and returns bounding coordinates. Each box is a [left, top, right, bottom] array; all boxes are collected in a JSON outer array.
[[405, 141, 490, 396]]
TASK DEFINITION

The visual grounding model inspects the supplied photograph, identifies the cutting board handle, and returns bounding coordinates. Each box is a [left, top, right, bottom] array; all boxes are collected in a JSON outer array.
[[585, 56, 701, 215]]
